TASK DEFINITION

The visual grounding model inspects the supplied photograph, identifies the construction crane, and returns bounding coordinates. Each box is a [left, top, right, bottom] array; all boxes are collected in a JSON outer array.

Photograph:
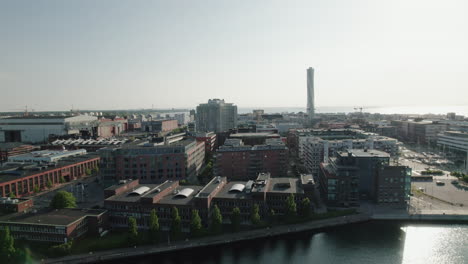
[[354, 107, 365, 113], [9, 106, 34, 117]]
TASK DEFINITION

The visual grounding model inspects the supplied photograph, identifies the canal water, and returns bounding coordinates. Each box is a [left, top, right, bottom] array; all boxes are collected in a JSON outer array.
[[121, 222, 468, 264]]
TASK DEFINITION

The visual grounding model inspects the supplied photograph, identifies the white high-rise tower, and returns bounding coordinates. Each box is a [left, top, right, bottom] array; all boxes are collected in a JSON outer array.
[[307, 67, 315, 122]]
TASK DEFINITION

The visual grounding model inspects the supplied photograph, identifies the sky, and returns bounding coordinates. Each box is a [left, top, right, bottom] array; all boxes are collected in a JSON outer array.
[[1, 0, 468, 111]]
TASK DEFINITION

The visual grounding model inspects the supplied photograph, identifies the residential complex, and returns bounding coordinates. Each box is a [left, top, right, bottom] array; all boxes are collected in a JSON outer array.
[[103, 173, 314, 232], [196, 99, 237, 133], [288, 129, 398, 176], [98, 136, 205, 187], [391, 120, 448, 145], [319, 149, 410, 207], [215, 138, 288, 180]]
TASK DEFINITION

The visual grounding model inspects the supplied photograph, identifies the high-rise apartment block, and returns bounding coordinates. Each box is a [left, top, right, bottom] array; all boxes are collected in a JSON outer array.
[[307, 67, 315, 123], [196, 99, 237, 133]]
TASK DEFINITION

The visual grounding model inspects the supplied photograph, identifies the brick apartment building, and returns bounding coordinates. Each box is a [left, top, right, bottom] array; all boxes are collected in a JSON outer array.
[[103, 173, 314, 232], [215, 138, 288, 180], [98, 138, 205, 187]]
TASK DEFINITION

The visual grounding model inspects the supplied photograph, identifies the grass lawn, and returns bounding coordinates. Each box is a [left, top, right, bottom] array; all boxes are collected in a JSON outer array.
[[71, 231, 131, 254]]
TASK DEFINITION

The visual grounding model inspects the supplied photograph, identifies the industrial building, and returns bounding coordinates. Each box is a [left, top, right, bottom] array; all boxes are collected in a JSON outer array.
[[0, 115, 99, 144]]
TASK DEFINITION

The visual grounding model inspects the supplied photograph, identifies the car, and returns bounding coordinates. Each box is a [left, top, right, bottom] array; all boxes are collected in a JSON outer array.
[[436, 180, 445, 186], [451, 180, 459, 185], [418, 187, 425, 192]]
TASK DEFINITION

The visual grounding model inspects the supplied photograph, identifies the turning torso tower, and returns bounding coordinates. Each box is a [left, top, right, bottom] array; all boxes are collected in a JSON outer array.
[[307, 67, 315, 123]]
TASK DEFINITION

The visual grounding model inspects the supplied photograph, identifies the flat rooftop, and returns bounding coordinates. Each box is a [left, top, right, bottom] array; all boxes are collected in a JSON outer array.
[[0, 208, 106, 226], [340, 149, 390, 158], [196, 177, 226, 198], [267, 178, 303, 194], [230, 133, 280, 138], [0, 154, 99, 184]]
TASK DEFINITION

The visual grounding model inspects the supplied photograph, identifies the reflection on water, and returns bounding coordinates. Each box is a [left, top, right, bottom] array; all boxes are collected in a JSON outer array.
[[120, 222, 468, 264], [402, 226, 468, 264]]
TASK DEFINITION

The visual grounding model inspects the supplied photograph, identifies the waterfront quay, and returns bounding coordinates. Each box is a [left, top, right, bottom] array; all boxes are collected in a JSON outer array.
[[44, 214, 370, 264]]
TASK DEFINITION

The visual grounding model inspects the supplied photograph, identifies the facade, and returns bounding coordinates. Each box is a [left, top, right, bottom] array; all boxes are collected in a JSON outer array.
[[196, 99, 237, 133], [0, 154, 100, 198], [193, 132, 217, 154], [141, 119, 178, 133], [215, 138, 288, 180], [391, 120, 448, 145], [437, 131, 468, 153], [319, 149, 410, 207], [0, 197, 34, 213], [0, 115, 98, 143], [0, 208, 108, 243], [104, 174, 314, 232], [98, 139, 205, 187], [307, 67, 315, 123]]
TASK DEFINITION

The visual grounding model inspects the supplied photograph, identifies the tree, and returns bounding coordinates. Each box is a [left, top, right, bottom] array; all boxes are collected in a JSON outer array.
[[8, 192, 16, 198], [190, 210, 203, 237], [230, 207, 241, 232], [50, 191, 76, 209], [251, 204, 261, 226], [85, 168, 92, 175], [170, 207, 182, 240], [299, 198, 312, 218], [48, 241, 73, 257], [128, 216, 138, 245], [0, 227, 16, 261], [59, 176, 66, 184], [33, 185, 40, 193], [46, 180, 53, 189], [149, 209, 160, 242], [210, 205, 223, 233], [285, 194, 297, 220], [92, 166, 100, 174]]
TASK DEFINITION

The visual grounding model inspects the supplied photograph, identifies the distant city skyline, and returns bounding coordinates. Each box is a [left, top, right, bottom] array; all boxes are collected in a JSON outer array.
[[1, 0, 468, 111]]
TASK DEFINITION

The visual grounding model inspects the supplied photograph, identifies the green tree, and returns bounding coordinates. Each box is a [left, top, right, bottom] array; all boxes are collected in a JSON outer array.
[[190, 210, 203, 237], [230, 207, 241, 232], [0, 227, 16, 261], [59, 176, 66, 183], [8, 192, 16, 198], [170, 207, 182, 240], [285, 194, 297, 220], [128, 216, 138, 245], [48, 241, 73, 257], [299, 198, 312, 218], [251, 204, 261, 226], [92, 166, 100, 174], [210, 205, 223, 234], [33, 185, 40, 193], [46, 180, 53, 189], [85, 168, 92, 175], [149, 209, 160, 242], [50, 191, 76, 209]]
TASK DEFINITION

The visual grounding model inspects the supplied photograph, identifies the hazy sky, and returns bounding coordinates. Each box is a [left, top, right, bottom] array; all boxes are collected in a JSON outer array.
[[1, 0, 468, 111]]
